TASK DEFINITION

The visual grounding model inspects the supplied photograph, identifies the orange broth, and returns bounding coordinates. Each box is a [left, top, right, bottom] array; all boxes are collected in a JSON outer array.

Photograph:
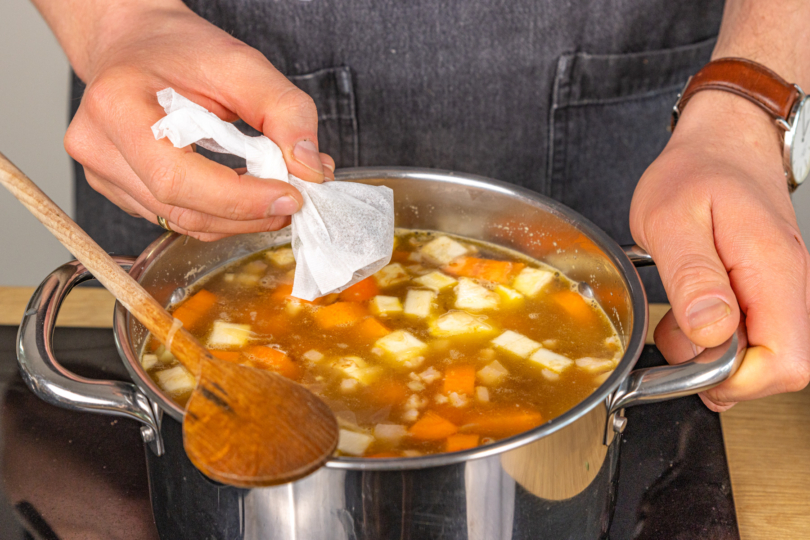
[[141, 231, 623, 458]]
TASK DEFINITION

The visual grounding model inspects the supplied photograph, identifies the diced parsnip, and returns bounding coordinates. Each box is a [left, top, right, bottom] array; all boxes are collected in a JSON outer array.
[[285, 299, 306, 317], [454, 278, 500, 311], [207, 321, 251, 348], [155, 365, 195, 395], [242, 260, 268, 275], [477, 360, 509, 386], [594, 371, 614, 385], [404, 289, 435, 318], [337, 429, 374, 456], [419, 366, 442, 384], [235, 273, 260, 286], [223, 273, 235, 283], [265, 247, 295, 267], [155, 344, 175, 364], [331, 356, 381, 385], [475, 386, 490, 402], [492, 330, 541, 358], [405, 264, 430, 276], [302, 349, 325, 362], [340, 379, 359, 393], [370, 296, 404, 316], [374, 423, 409, 443], [141, 353, 159, 371], [420, 236, 469, 265], [414, 271, 457, 292], [512, 267, 554, 298], [542, 369, 560, 382], [374, 263, 410, 288], [496, 285, 524, 304], [407, 252, 421, 263], [575, 357, 616, 373], [375, 331, 427, 364], [529, 348, 574, 373], [429, 311, 493, 337]]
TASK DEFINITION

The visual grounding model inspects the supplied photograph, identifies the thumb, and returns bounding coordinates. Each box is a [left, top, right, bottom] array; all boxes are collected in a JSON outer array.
[[210, 48, 327, 183], [639, 215, 740, 349]]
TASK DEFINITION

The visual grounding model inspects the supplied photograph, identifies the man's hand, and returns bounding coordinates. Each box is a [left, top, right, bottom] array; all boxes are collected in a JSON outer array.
[[35, 0, 334, 241], [630, 90, 810, 411]]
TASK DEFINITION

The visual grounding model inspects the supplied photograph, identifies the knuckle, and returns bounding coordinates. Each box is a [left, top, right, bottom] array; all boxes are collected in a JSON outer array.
[[273, 88, 318, 123], [667, 255, 726, 296], [149, 161, 187, 205], [63, 121, 92, 162]]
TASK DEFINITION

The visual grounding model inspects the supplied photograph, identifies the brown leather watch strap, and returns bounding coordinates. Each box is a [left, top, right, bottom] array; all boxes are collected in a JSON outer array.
[[674, 57, 800, 128]]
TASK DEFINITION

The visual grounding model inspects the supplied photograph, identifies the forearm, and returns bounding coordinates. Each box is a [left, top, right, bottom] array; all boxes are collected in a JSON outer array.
[[29, 0, 188, 81], [714, 0, 810, 89]]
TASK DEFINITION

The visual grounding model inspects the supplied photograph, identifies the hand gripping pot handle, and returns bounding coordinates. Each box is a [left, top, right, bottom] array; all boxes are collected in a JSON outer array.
[[16, 259, 164, 455], [611, 246, 748, 419]]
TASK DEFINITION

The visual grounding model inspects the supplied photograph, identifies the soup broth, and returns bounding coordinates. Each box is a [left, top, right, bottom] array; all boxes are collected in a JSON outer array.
[[141, 231, 622, 458]]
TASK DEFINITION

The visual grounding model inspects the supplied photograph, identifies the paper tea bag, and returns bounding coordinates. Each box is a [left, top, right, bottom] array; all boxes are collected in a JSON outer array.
[[151, 88, 394, 301]]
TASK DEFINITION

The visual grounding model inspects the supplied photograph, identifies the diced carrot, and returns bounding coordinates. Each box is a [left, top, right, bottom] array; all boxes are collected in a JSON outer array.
[[443, 365, 476, 395], [244, 346, 301, 379], [390, 250, 411, 263], [554, 290, 595, 324], [368, 452, 400, 458], [409, 411, 458, 440], [171, 290, 217, 332], [446, 433, 480, 452], [207, 350, 241, 363], [269, 283, 294, 303], [253, 312, 291, 337], [356, 317, 391, 341], [312, 302, 369, 329], [339, 277, 380, 302], [366, 378, 408, 406], [461, 409, 543, 437], [442, 257, 524, 284]]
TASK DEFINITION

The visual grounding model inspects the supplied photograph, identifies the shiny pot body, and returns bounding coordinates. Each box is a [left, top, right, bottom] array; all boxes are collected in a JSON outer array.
[[17, 168, 745, 540]]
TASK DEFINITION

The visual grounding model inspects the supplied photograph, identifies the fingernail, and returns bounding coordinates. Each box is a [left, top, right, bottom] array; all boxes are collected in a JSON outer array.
[[690, 341, 705, 358], [687, 297, 731, 331], [322, 160, 335, 172], [293, 140, 324, 175], [269, 195, 299, 216]]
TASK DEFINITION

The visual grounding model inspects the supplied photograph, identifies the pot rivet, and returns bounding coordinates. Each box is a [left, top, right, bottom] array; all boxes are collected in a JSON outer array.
[[141, 425, 156, 443], [613, 415, 628, 433]]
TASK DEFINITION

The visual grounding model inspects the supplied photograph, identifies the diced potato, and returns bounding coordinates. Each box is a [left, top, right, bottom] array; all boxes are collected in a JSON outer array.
[[374, 263, 410, 288], [496, 285, 524, 304], [404, 289, 435, 318], [477, 360, 509, 386], [331, 356, 380, 385], [414, 271, 457, 292], [492, 330, 541, 358], [594, 371, 613, 385], [141, 353, 159, 371], [420, 236, 469, 265], [223, 273, 235, 283], [429, 311, 494, 337], [155, 344, 175, 364], [375, 330, 427, 364], [542, 369, 560, 382], [302, 349, 324, 362], [265, 247, 295, 267], [207, 321, 251, 348], [370, 295, 404, 316], [155, 365, 195, 395], [374, 423, 409, 443], [454, 278, 500, 311], [405, 264, 431, 276], [285, 299, 306, 317], [407, 252, 421, 263], [529, 348, 574, 373], [341, 378, 360, 393], [475, 386, 490, 402], [337, 429, 374, 456], [575, 357, 616, 373], [512, 268, 554, 298], [235, 273, 260, 287], [242, 260, 268, 275]]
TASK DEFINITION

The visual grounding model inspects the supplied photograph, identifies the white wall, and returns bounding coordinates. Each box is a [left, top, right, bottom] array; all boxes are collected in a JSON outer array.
[[0, 0, 72, 287], [0, 0, 808, 286]]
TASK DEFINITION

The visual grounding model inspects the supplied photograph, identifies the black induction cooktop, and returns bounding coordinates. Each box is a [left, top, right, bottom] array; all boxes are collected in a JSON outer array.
[[0, 326, 738, 540]]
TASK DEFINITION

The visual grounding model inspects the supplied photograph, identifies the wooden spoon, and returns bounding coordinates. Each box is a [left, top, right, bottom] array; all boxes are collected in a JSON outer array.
[[0, 152, 338, 487]]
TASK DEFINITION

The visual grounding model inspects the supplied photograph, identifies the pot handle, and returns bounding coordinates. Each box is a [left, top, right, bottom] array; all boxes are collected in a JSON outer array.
[[16, 259, 164, 456], [610, 244, 748, 415]]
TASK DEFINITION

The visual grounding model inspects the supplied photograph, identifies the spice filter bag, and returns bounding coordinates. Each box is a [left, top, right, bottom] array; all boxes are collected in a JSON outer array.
[[151, 88, 394, 301]]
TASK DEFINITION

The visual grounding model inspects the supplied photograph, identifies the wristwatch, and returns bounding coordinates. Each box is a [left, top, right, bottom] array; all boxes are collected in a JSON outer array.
[[670, 57, 810, 192]]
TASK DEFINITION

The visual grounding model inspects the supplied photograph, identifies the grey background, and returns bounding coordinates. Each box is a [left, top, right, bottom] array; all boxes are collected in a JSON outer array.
[[0, 0, 808, 286]]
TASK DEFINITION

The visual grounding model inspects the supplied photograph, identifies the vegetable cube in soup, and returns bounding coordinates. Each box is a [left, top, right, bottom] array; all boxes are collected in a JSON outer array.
[[142, 231, 623, 458]]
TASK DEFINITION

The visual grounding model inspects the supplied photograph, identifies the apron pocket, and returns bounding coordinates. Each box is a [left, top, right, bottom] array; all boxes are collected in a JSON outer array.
[[547, 38, 716, 302]]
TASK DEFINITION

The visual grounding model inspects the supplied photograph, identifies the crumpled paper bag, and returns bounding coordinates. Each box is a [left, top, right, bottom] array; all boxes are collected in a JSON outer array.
[[151, 88, 393, 301]]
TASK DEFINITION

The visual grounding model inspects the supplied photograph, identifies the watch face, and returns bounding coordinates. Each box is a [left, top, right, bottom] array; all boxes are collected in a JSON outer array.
[[790, 97, 810, 186]]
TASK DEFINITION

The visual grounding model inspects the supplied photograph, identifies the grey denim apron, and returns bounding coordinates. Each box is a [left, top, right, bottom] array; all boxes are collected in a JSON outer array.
[[71, 0, 725, 302]]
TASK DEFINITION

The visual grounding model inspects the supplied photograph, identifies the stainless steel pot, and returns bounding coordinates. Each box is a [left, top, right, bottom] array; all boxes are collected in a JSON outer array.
[[17, 168, 746, 540]]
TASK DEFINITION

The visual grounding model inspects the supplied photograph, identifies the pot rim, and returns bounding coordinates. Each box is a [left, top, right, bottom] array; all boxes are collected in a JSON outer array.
[[113, 166, 648, 471]]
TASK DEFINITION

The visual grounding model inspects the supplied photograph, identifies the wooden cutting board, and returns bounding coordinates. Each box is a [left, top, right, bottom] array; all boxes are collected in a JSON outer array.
[[1, 287, 807, 539]]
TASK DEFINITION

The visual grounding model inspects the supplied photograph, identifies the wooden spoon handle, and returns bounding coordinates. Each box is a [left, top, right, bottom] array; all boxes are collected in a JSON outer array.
[[0, 151, 206, 373]]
